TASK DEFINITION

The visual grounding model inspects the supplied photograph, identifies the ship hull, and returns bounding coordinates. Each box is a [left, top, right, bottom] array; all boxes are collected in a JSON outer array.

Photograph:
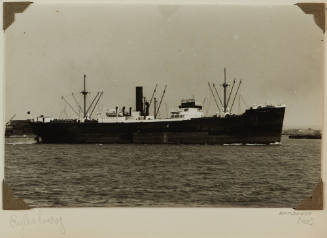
[[30, 106, 285, 144]]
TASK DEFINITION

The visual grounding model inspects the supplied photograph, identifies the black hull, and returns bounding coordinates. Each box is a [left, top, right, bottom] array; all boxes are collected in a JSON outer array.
[[30, 107, 285, 144]]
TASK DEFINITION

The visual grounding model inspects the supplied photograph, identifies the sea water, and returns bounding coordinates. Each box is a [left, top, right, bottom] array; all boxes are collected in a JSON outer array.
[[4, 136, 321, 207]]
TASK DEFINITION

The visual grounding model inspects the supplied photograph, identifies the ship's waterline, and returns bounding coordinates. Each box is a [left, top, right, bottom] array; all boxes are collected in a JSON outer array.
[[30, 105, 285, 144]]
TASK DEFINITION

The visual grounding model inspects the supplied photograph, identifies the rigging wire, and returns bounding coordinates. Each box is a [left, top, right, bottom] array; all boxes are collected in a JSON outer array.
[[230, 80, 242, 113], [61, 96, 79, 117], [226, 79, 236, 107], [72, 93, 83, 114], [212, 83, 224, 108], [205, 96, 212, 116], [207, 82, 220, 112]]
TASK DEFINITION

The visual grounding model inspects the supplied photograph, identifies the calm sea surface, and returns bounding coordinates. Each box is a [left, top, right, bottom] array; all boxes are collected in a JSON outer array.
[[5, 136, 321, 208]]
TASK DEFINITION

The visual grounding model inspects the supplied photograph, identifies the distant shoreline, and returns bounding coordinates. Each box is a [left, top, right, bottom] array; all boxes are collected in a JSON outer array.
[[283, 128, 322, 139]]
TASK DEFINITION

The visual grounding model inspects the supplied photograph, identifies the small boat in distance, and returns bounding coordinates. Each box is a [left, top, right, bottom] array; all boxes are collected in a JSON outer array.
[[30, 69, 286, 144]]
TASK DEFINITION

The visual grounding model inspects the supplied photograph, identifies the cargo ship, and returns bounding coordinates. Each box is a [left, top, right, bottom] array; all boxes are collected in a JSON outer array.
[[29, 69, 285, 144]]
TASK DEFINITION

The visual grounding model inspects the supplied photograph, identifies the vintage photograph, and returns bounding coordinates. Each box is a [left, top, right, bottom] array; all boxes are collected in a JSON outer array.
[[3, 2, 323, 208]]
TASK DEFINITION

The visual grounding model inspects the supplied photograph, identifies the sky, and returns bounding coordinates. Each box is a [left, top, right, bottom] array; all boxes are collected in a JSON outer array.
[[4, 3, 324, 129]]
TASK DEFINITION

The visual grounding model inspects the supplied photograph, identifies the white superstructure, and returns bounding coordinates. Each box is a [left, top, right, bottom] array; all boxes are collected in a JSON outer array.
[[170, 99, 204, 119], [95, 98, 204, 123]]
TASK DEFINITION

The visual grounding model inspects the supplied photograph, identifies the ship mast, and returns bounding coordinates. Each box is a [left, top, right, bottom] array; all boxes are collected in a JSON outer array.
[[81, 74, 89, 119], [222, 68, 229, 113]]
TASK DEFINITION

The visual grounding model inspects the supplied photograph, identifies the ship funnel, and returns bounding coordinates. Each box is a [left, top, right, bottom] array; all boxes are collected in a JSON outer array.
[[136, 87, 143, 115]]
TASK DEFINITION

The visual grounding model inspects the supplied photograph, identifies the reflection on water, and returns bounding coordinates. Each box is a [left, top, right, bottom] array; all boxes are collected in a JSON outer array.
[[5, 136, 321, 207]]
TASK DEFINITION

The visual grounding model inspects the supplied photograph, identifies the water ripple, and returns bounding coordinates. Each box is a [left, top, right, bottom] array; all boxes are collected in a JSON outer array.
[[4, 136, 321, 208]]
